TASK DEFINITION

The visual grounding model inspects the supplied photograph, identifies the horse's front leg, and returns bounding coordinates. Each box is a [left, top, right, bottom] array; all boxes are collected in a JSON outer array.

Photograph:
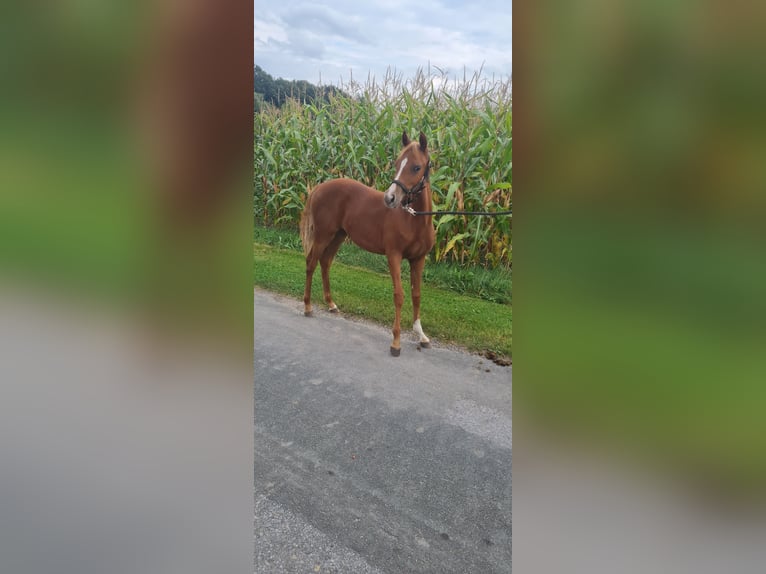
[[409, 256, 430, 348], [387, 253, 404, 356]]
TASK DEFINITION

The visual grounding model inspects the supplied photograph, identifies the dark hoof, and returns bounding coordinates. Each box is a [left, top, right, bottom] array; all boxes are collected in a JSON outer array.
[[329, 307, 339, 313], [390, 346, 401, 357], [304, 311, 313, 317], [419, 341, 431, 349]]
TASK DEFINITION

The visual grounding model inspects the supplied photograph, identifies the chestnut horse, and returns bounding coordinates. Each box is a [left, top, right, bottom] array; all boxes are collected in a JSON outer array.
[[300, 130, 435, 356]]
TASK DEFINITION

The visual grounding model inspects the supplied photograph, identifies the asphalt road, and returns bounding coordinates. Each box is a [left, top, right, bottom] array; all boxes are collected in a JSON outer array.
[[254, 288, 512, 573]]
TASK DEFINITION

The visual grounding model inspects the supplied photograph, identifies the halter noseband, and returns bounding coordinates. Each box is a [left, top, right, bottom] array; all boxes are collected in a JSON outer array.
[[390, 160, 431, 206]]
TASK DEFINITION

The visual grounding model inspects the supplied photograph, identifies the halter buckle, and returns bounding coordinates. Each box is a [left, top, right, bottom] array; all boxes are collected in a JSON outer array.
[[404, 206, 417, 216]]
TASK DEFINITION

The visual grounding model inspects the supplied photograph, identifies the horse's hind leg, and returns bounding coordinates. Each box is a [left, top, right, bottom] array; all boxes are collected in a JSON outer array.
[[303, 253, 319, 316], [319, 231, 346, 312], [304, 228, 339, 316]]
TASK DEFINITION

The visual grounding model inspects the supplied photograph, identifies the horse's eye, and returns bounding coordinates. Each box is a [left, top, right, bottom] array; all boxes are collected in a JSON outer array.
[[413, 165, 421, 173]]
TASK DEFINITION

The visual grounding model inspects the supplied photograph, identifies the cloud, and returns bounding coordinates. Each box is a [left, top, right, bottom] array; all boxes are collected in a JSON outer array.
[[254, 0, 512, 83], [282, 3, 369, 46], [285, 29, 326, 59], [253, 18, 287, 45]]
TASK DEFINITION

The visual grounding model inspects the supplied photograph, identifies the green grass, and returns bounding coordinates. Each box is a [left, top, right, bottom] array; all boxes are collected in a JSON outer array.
[[253, 225, 512, 304], [253, 242, 512, 358]]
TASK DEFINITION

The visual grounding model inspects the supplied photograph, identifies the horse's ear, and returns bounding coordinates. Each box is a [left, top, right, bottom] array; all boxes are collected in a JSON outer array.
[[419, 131, 427, 152], [402, 130, 410, 147]]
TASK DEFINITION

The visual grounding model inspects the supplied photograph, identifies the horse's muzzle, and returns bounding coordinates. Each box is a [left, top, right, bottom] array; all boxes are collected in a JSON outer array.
[[384, 187, 398, 208]]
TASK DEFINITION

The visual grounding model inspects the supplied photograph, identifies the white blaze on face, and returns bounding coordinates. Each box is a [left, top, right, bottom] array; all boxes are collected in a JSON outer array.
[[384, 157, 408, 205], [413, 318, 429, 343]]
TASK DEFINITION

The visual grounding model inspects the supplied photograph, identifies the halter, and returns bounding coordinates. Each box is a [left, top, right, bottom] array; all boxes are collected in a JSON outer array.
[[391, 160, 431, 207]]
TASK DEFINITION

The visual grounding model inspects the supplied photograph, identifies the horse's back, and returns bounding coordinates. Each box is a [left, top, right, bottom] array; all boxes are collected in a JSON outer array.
[[308, 178, 382, 220], [311, 178, 378, 202]]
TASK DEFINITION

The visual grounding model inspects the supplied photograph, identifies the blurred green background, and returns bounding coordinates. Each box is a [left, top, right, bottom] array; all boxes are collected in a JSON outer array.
[[0, 4, 145, 299], [518, 0, 766, 498], [0, 3, 252, 342]]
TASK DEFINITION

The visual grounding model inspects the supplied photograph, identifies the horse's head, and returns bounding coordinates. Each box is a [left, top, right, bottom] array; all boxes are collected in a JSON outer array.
[[384, 130, 431, 209]]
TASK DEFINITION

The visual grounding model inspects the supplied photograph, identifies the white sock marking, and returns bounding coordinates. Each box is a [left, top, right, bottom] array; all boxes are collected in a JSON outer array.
[[413, 318, 429, 343]]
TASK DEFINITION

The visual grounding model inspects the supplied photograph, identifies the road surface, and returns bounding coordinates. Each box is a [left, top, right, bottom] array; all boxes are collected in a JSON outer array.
[[254, 288, 512, 573]]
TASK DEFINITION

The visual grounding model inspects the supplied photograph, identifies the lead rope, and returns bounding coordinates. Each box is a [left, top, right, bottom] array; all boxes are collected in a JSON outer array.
[[404, 206, 512, 217]]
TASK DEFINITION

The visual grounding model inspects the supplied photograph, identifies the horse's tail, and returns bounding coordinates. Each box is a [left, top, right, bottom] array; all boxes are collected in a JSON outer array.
[[299, 190, 315, 257]]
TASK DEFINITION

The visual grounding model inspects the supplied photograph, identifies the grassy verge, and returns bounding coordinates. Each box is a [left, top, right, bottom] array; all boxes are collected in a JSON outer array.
[[253, 242, 512, 358], [254, 225, 512, 304]]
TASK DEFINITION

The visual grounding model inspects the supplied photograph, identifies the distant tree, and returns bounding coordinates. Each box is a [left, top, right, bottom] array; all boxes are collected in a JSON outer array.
[[254, 65, 276, 104], [254, 65, 349, 107]]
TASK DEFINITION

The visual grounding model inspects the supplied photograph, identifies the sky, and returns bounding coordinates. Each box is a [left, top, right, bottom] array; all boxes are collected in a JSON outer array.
[[254, 0, 512, 85]]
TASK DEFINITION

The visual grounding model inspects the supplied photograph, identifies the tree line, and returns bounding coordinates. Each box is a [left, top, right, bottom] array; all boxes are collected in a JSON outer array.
[[254, 65, 348, 109]]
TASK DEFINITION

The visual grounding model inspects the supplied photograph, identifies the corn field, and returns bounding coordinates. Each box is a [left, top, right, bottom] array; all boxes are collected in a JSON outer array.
[[254, 67, 512, 268]]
